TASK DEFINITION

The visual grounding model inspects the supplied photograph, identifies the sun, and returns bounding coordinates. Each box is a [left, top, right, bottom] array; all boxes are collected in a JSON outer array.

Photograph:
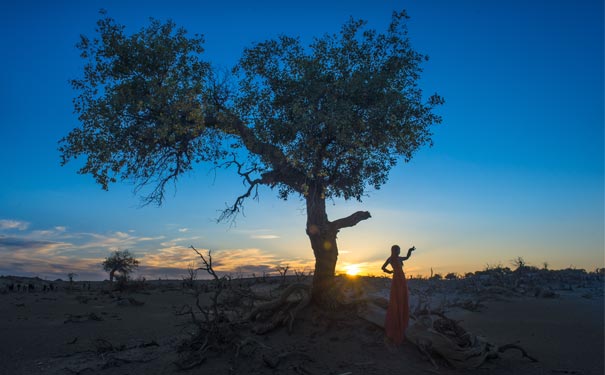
[[344, 264, 361, 276]]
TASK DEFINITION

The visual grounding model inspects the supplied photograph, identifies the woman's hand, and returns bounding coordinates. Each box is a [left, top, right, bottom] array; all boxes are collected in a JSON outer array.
[[382, 268, 393, 274], [409, 246, 416, 252]]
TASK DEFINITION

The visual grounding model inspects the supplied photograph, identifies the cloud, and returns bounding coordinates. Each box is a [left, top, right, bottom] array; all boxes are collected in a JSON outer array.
[[136, 236, 166, 242], [71, 231, 166, 254], [141, 246, 314, 279], [0, 219, 29, 231], [142, 244, 195, 269], [0, 233, 105, 279], [31, 226, 70, 238], [0, 235, 63, 251], [234, 228, 281, 240], [211, 248, 313, 275], [250, 234, 280, 239], [178, 228, 189, 233], [0, 225, 167, 279], [0, 220, 314, 281]]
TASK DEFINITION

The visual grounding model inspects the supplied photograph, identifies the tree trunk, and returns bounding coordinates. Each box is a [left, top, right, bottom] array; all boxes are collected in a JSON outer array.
[[109, 269, 116, 282], [306, 190, 371, 305]]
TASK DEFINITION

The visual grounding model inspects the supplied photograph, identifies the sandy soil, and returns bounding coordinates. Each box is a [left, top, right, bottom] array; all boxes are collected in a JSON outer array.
[[0, 275, 602, 375]]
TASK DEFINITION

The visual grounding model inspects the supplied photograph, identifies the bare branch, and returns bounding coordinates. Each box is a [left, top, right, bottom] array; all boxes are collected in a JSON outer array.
[[217, 156, 263, 222], [217, 155, 285, 223], [190, 246, 219, 281], [330, 211, 372, 231]]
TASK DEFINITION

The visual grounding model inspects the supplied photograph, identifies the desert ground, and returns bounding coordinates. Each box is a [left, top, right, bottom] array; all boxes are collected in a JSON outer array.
[[0, 268, 603, 375]]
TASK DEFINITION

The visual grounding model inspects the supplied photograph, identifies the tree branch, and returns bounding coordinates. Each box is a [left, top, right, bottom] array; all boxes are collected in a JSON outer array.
[[216, 155, 277, 223], [330, 211, 372, 230], [204, 109, 306, 192], [190, 246, 219, 281]]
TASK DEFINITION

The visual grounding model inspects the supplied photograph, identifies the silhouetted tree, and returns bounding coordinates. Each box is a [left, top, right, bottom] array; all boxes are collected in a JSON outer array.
[[102, 250, 139, 282], [67, 272, 77, 283], [60, 10, 443, 304], [67, 272, 77, 291], [511, 256, 527, 271]]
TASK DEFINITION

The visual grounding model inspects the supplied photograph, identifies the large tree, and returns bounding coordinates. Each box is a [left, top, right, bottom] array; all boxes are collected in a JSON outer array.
[[60, 10, 443, 304]]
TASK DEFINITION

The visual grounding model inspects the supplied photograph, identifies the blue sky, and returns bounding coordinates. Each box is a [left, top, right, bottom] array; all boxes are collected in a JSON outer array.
[[0, 0, 603, 280]]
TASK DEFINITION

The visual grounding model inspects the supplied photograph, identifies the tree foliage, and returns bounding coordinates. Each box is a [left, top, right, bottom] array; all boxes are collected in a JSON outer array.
[[233, 13, 443, 204], [61, 12, 223, 205], [60, 10, 442, 212], [102, 250, 139, 281]]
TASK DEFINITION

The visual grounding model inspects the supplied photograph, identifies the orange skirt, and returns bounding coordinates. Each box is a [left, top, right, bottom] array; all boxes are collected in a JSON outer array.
[[384, 270, 409, 345]]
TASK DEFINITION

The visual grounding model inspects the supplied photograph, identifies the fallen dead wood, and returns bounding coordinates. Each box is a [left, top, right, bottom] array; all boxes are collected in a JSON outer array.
[[406, 314, 496, 369], [248, 283, 311, 334], [405, 313, 538, 369]]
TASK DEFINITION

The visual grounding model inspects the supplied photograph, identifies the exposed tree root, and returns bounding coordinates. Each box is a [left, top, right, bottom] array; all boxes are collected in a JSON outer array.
[[248, 283, 311, 334]]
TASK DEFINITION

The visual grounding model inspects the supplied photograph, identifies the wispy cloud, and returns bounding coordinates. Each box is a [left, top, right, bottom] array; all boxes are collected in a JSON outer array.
[[0, 233, 104, 279], [211, 248, 313, 276], [142, 244, 195, 269], [250, 234, 280, 239], [232, 228, 281, 240], [141, 246, 314, 279], [0, 219, 29, 231]]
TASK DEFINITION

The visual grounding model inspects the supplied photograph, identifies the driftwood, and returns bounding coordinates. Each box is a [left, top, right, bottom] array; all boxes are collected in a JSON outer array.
[[406, 314, 497, 368], [358, 302, 537, 369], [248, 283, 311, 334], [405, 313, 538, 369]]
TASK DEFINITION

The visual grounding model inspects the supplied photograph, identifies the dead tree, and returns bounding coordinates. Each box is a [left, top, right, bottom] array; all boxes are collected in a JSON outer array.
[[276, 264, 290, 285], [182, 261, 198, 289], [174, 246, 240, 370], [175, 246, 312, 370]]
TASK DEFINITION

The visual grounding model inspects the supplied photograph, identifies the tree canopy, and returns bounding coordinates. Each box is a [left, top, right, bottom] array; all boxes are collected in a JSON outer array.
[[102, 250, 140, 282], [233, 14, 443, 204]]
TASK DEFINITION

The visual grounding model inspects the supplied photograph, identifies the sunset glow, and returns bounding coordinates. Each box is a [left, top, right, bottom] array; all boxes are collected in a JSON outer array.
[[344, 264, 362, 276]]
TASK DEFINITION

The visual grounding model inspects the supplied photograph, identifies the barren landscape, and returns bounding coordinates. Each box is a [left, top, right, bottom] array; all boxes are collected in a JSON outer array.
[[1, 266, 603, 375]]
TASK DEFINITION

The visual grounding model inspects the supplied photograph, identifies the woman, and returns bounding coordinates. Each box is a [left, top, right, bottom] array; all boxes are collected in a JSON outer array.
[[381, 244, 415, 345]]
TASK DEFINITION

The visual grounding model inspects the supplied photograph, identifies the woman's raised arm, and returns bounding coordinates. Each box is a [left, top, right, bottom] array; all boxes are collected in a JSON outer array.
[[400, 246, 416, 261]]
